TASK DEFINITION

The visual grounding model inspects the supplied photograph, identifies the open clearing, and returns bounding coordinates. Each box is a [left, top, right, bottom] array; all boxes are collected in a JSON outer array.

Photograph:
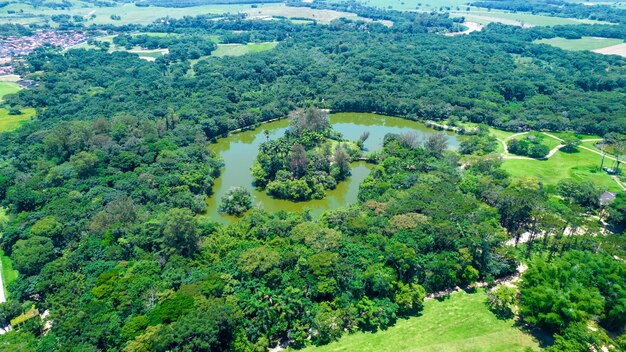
[[0, 107, 36, 132], [450, 10, 609, 27], [592, 43, 626, 57], [534, 37, 624, 51], [298, 290, 540, 352], [212, 42, 278, 57]]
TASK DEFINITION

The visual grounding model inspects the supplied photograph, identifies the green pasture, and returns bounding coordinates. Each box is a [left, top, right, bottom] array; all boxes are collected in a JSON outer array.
[[299, 290, 541, 352], [534, 37, 624, 51]]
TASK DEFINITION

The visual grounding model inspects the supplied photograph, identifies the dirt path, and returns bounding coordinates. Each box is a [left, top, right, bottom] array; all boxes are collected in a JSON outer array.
[[445, 21, 483, 36], [0, 257, 5, 304], [592, 43, 626, 58]]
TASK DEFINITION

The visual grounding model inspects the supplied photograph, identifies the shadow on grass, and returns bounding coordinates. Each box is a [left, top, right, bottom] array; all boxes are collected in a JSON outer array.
[[515, 321, 555, 348], [560, 147, 580, 154]]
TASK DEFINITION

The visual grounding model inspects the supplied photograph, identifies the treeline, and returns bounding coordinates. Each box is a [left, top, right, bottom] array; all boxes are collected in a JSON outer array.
[[471, 0, 626, 24], [0, 23, 32, 37]]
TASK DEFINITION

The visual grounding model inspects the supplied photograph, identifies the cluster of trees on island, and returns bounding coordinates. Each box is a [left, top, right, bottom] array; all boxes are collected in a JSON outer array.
[[0, 4, 625, 351], [252, 109, 356, 201]]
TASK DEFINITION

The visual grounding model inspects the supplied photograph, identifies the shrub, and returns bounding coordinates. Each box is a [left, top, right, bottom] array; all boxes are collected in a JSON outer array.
[[219, 187, 253, 216]]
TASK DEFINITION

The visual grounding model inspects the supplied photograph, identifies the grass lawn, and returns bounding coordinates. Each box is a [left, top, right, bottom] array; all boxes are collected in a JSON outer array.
[[0, 250, 18, 299], [212, 42, 278, 57], [502, 147, 621, 191], [488, 128, 521, 141], [0, 82, 21, 101], [0, 107, 36, 132], [534, 37, 624, 51], [298, 290, 540, 352]]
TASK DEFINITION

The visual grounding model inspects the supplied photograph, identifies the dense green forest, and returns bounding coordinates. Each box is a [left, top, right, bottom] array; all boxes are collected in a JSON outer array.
[[0, 3, 625, 351]]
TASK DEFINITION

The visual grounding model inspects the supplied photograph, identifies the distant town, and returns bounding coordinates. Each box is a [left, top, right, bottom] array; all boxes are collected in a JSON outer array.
[[0, 30, 87, 75]]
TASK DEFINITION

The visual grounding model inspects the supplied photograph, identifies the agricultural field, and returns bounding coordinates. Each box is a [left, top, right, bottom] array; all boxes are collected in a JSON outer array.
[[534, 37, 624, 51], [299, 290, 541, 352], [450, 9, 609, 27], [212, 41, 278, 57], [0, 108, 36, 132]]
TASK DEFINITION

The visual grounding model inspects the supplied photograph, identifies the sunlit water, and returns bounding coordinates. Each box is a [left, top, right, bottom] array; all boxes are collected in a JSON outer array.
[[204, 113, 459, 223]]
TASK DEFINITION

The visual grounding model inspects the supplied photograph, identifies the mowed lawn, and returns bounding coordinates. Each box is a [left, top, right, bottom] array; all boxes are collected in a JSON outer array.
[[534, 37, 624, 51], [0, 208, 17, 298], [0, 108, 36, 132], [502, 147, 620, 191], [298, 290, 540, 352]]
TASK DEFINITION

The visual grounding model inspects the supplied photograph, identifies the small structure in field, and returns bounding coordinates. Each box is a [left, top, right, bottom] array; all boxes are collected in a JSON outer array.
[[600, 192, 616, 207]]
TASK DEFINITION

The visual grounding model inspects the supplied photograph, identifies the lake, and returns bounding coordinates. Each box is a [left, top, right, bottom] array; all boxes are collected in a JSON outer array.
[[204, 113, 460, 223]]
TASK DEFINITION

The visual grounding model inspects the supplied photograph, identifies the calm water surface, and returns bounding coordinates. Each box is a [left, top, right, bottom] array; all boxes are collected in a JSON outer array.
[[204, 113, 459, 223]]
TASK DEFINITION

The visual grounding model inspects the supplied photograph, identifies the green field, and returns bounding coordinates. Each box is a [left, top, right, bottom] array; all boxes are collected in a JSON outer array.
[[502, 147, 621, 191], [212, 42, 278, 57], [0, 82, 20, 101], [451, 9, 609, 26], [534, 37, 624, 51], [299, 290, 540, 352], [0, 107, 36, 132]]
